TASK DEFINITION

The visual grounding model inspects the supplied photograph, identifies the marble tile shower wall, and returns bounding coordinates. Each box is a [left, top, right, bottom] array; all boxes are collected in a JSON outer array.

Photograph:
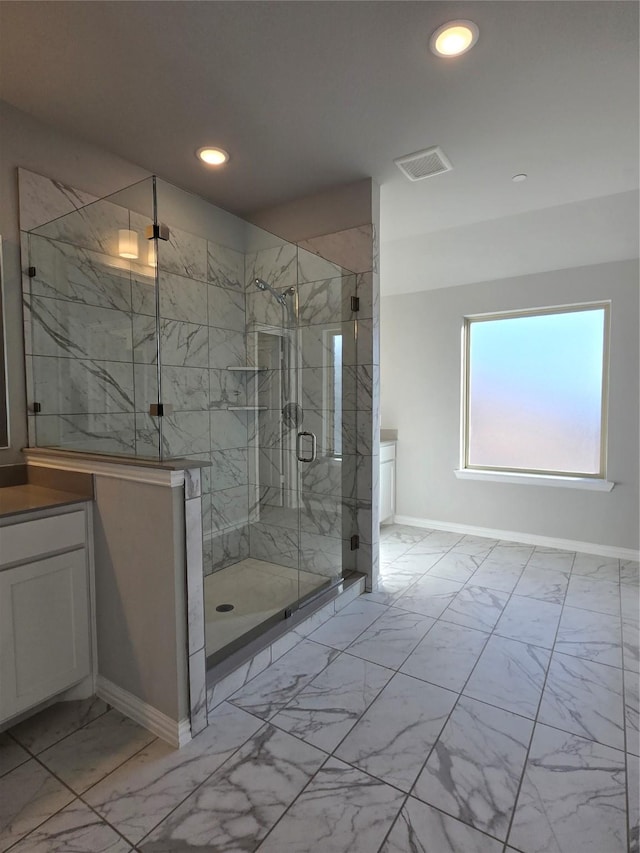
[[244, 245, 360, 579], [22, 195, 161, 456]]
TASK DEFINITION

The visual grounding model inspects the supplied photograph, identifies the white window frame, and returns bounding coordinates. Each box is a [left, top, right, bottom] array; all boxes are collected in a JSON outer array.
[[458, 302, 612, 488]]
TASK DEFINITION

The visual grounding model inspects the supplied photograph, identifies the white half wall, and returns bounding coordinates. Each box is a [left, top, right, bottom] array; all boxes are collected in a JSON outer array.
[[381, 259, 639, 550]]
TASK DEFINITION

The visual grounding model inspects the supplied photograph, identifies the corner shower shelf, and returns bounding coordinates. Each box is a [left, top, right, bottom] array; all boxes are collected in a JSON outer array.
[[227, 405, 268, 411], [226, 366, 266, 372]]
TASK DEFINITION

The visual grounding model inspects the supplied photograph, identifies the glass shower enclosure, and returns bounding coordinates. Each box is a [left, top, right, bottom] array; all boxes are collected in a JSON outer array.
[[23, 175, 360, 665]]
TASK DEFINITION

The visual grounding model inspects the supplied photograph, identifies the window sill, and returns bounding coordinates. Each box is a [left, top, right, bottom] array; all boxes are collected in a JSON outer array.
[[454, 469, 615, 492]]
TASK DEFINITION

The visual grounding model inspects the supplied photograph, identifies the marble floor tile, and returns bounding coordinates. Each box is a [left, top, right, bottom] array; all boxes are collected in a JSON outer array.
[[463, 559, 524, 593], [400, 620, 490, 692], [572, 553, 620, 582], [389, 550, 445, 576], [345, 607, 435, 669], [451, 534, 499, 558], [622, 591, 640, 623], [335, 673, 457, 792], [488, 542, 534, 567], [528, 547, 575, 573], [256, 758, 405, 853], [141, 724, 324, 852], [380, 525, 430, 544], [426, 552, 483, 583], [538, 652, 624, 750], [362, 571, 417, 606], [229, 639, 339, 720], [629, 753, 639, 853], [494, 595, 562, 649], [555, 605, 623, 667], [0, 734, 29, 778], [417, 531, 462, 549], [309, 598, 389, 650], [513, 566, 569, 605], [381, 796, 503, 853], [84, 703, 263, 843], [393, 575, 464, 619], [270, 654, 393, 752], [623, 618, 640, 674], [9, 697, 109, 755], [464, 636, 551, 719], [0, 758, 75, 852], [621, 560, 640, 585], [626, 671, 640, 757], [8, 799, 132, 853], [414, 695, 533, 840], [38, 709, 159, 794], [508, 723, 627, 853], [380, 541, 414, 562], [565, 574, 621, 615], [440, 585, 509, 632]]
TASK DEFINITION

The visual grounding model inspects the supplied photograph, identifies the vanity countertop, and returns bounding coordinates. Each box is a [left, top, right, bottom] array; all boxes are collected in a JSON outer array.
[[0, 484, 90, 520]]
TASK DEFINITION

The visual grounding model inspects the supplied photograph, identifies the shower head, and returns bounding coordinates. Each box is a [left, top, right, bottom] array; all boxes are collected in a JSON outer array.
[[253, 277, 288, 307]]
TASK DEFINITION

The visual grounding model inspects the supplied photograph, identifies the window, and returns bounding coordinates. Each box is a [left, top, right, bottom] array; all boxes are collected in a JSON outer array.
[[463, 304, 609, 478], [323, 329, 343, 457]]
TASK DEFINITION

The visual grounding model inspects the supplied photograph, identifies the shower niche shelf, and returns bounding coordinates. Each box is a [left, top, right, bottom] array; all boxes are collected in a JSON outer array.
[[227, 405, 268, 411], [226, 366, 266, 372]]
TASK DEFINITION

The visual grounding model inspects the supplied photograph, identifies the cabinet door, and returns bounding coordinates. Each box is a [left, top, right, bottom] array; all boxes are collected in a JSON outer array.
[[0, 550, 90, 721], [380, 459, 395, 524]]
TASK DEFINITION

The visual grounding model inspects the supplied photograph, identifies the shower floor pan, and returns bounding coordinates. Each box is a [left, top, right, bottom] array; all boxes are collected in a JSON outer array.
[[204, 558, 330, 656]]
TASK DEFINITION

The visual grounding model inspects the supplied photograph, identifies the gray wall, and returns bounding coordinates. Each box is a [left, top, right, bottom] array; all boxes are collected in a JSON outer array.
[[0, 99, 150, 463], [92, 476, 188, 720], [381, 259, 639, 550]]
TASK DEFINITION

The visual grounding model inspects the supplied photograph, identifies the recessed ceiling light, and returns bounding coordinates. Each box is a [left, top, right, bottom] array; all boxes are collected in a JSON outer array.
[[196, 147, 229, 166], [512, 173, 528, 183], [430, 20, 479, 57]]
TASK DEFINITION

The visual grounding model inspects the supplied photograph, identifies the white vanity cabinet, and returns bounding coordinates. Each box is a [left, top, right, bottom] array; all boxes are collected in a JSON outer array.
[[380, 441, 396, 525], [0, 505, 92, 724]]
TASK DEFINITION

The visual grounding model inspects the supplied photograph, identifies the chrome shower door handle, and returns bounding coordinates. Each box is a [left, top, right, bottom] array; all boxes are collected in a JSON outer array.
[[296, 431, 317, 463]]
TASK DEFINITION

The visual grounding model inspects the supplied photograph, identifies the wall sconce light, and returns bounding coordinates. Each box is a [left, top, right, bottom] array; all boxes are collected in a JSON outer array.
[[118, 229, 139, 259]]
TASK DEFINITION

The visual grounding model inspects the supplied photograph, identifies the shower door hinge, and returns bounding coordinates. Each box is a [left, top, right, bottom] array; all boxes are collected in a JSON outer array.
[[32, 401, 41, 413], [145, 223, 170, 241], [350, 296, 360, 312], [149, 402, 174, 417], [350, 534, 360, 551], [28, 266, 37, 278]]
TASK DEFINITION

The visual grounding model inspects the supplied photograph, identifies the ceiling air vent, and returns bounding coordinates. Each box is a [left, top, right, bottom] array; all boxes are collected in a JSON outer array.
[[394, 146, 453, 182]]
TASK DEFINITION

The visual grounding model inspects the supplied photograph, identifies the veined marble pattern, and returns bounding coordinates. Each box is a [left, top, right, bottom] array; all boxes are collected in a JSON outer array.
[[538, 652, 625, 750], [208, 241, 244, 290], [33, 356, 134, 415], [209, 325, 246, 368], [427, 551, 484, 583], [158, 270, 207, 324], [7, 799, 132, 853], [509, 724, 627, 853], [572, 553, 621, 582], [141, 724, 324, 852], [208, 282, 246, 332], [4, 523, 636, 853], [555, 605, 623, 667], [245, 243, 297, 290], [210, 448, 248, 490], [297, 245, 344, 283], [256, 758, 405, 853], [270, 653, 393, 752], [565, 574, 623, 615], [84, 703, 262, 843], [621, 560, 640, 586], [297, 276, 355, 327], [132, 315, 209, 368], [249, 520, 299, 569], [160, 364, 209, 412], [382, 797, 503, 853], [210, 486, 249, 532], [527, 546, 576, 573], [206, 523, 250, 574], [160, 410, 210, 457], [513, 565, 570, 604], [335, 673, 456, 791], [157, 223, 207, 282], [28, 234, 133, 312], [18, 168, 97, 232], [414, 695, 533, 839], [28, 295, 133, 361], [465, 559, 524, 593], [209, 409, 248, 451], [394, 574, 464, 619], [400, 620, 490, 692], [441, 584, 509, 632], [464, 635, 551, 718], [36, 413, 137, 456]]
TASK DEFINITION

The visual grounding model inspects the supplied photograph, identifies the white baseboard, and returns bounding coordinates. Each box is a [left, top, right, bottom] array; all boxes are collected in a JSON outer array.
[[97, 676, 191, 748], [393, 515, 640, 561]]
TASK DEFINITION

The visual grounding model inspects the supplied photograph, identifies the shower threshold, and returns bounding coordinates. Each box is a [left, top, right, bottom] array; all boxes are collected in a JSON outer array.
[[204, 558, 330, 658]]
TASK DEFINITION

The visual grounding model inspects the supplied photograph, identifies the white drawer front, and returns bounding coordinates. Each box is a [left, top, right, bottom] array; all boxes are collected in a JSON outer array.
[[380, 443, 396, 463], [0, 510, 86, 567]]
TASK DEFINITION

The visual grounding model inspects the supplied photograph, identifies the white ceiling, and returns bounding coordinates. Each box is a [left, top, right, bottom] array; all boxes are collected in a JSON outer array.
[[0, 1, 638, 295]]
